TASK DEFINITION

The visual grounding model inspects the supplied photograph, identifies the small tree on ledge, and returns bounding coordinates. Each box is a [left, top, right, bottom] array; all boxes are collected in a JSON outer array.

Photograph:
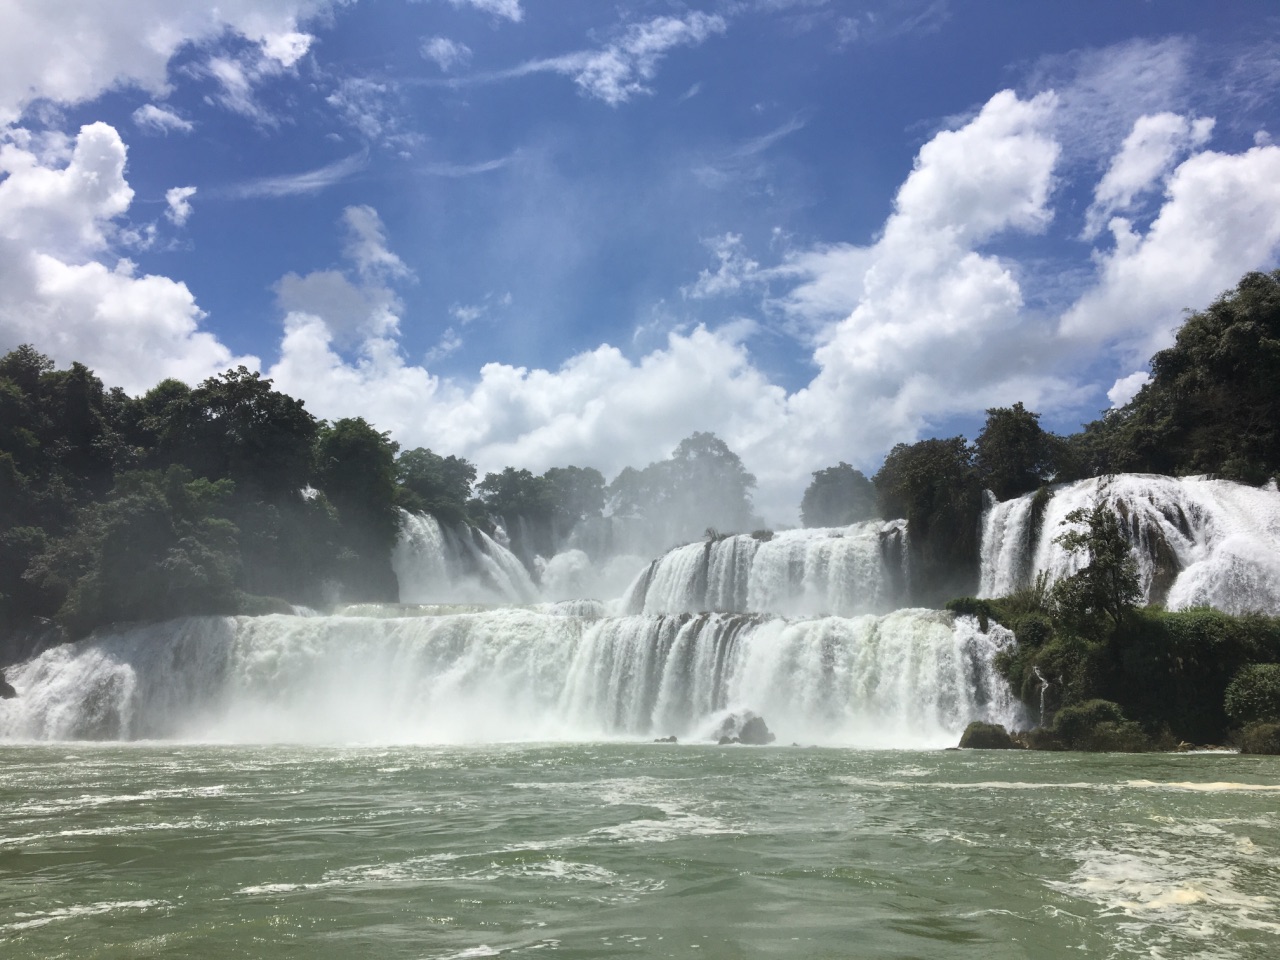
[[1051, 500, 1142, 633]]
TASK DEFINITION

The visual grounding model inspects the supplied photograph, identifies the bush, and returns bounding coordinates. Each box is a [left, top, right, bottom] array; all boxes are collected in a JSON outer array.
[[1224, 663, 1280, 725], [1014, 612, 1053, 647], [1239, 721, 1280, 755], [1051, 699, 1154, 751]]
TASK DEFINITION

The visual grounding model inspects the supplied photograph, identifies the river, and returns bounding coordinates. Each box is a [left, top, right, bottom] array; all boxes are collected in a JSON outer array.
[[3, 743, 1277, 959]]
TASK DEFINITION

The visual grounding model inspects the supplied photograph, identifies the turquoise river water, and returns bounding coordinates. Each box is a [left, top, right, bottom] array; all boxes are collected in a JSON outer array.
[[2, 744, 1278, 959]]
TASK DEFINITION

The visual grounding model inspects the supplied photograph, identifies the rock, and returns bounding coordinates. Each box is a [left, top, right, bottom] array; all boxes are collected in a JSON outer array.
[[738, 715, 776, 745], [713, 710, 776, 745], [0, 671, 15, 699], [958, 721, 1018, 749], [717, 735, 738, 745], [652, 735, 677, 743]]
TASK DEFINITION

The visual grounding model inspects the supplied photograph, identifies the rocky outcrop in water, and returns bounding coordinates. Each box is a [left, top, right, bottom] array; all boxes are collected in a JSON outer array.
[[0, 671, 16, 699], [714, 711, 776, 745], [958, 721, 1018, 749]]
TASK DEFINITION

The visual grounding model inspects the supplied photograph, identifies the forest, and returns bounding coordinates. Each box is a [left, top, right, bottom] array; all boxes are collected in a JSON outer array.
[[2, 270, 1280, 748]]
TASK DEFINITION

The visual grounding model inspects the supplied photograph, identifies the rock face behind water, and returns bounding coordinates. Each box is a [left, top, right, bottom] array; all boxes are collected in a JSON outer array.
[[0, 671, 16, 699], [958, 721, 1018, 749]]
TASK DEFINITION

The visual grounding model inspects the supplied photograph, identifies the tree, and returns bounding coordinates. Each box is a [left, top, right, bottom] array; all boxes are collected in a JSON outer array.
[[1063, 271, 1280, 483], [974, 402, 1060, 500], [605, 432, 759, 546], [544, 465, 605, 532], [30, 467, 241, 638], [314, 418, 401, 601], [800, 462, 876, 527], [1051, 501, 1142, 632], [396, 448, 476, 525], [873, 436, 982, 599]]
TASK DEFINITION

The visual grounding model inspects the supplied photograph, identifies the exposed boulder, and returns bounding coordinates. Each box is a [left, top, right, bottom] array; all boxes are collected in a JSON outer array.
[[958, 721, 1018, 749], [714, 711, 776, 745], [0, 670, 15, 699]]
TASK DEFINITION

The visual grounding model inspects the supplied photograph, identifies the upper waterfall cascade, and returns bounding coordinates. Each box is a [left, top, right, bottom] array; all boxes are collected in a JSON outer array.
[[978, 474, 1280, 614]]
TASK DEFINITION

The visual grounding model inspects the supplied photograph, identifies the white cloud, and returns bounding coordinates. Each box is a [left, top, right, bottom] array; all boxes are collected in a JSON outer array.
[[684, 234, 763, 299], [264, 91, 1086, 522], [1107, 371, 1149, 408], [0, 121, 133, 258], [448, 0, 523, 22], [422, 37, 473, 72], [0, 124, 252, 393], [225, 150, 367, 198], [495, 12, 727, 105], [1061, 143, 1280, 361], [274, 206, 411, 346], [342, 205, 412, 282], [0, 1, 331, 123], [426, 327, 464, 363], [1082, 112, 1214, 238], [132, 103, 195, 135], [165, 186, 197, 226]]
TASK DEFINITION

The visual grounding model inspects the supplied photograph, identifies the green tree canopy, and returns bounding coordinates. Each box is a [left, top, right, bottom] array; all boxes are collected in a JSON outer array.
[[800, 462, 876, 528], [974, 402, 1061, 501], [1050, 501, 1142, 631], [396, 448, 476, 524], [873, 436, 982, 599]]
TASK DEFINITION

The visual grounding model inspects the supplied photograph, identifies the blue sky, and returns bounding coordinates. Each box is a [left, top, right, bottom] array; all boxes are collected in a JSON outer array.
[[1, 1, 1279, 522]]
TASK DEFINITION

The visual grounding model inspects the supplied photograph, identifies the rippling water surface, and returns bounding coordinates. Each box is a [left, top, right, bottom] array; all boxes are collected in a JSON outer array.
[[2, 745, 1278, 959]]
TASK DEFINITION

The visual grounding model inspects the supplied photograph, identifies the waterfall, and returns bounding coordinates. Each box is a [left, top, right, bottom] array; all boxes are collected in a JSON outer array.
[[0, 608, 1021, 747], [978, 475, 1280, 614], [625, 521, 909, 617], [393, 511, 539, 605]]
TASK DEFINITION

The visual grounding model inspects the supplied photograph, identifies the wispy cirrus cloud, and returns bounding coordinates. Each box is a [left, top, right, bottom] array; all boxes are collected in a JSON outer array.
[[224, 150, 368, 199], [421, 11, 728, 105]]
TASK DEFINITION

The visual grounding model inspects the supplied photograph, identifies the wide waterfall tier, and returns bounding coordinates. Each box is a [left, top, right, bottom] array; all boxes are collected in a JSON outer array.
[[0, 607, 1020, 747], [979, 474, 1280, 614], [393, 511, 539, 605], [623, 520, 909, 618]]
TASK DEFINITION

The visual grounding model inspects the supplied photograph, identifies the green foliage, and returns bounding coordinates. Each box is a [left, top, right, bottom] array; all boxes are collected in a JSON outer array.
[[1239, 721, 1280, 754], [1051, 699, 1153, 751], [1224, 663, 1280, 725], [33, 467, 241, 638], [314, 418, 401, 602], [606, 432, 759, 545], [874, 437, 982, 600], [1050, 501, 1141, 632], [396, 447, 476, 525], [800, 462, 876, 527], [974, 402, 1062, 501], [1065, 271, 1280, 482]]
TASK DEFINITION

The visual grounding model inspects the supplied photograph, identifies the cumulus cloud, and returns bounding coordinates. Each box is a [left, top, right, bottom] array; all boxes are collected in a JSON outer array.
[[165, 186, 197, 226], [264, 90, 1088, 521], [1061, 141, 1280, 361], [1082, 112, 1214, 238], [0, 0, 330, 123], [422, 37, 473, 72], [132, 104, 195, 135], [274, 206, 412, 346], [0, 121, 134, 258], [0, 122, 253, 392], [1107, 371, 1150, 408]]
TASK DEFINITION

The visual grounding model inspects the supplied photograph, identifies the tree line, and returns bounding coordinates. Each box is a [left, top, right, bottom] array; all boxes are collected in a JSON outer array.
[[2, 270, 1276, 642]]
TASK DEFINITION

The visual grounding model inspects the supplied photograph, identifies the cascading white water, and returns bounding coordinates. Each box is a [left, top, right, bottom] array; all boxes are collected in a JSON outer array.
[[0, 504, 1034, 747], [624, 521, 908, 618], [0, 608, 1022, 747], [394, 511, 539, 605], [978, 475, 1280, 614]]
